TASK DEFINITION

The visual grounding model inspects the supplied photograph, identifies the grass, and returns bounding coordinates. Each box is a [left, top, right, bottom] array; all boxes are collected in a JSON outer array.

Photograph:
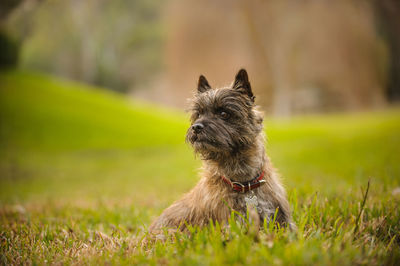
[[1, 70, 400, 265]]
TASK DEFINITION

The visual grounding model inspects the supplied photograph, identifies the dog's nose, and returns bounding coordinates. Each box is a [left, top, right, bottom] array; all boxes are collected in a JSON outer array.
[[192, 123, 204, 133]]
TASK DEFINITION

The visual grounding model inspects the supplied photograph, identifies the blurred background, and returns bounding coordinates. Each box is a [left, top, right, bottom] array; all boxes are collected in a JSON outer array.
[[1, 0, 400, 203], [1, 0, 400, 214], [0, 0, 400, 265], [1, 2, 400, 263], [1, 0, 400, 115]]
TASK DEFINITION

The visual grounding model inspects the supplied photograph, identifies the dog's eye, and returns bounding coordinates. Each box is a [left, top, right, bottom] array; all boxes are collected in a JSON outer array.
[[220, 111, 230, 119], [191, 112, 199, 121]]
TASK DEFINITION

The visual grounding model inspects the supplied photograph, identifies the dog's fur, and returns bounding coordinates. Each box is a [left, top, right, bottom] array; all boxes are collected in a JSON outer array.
[[149, 69, 293, 233]]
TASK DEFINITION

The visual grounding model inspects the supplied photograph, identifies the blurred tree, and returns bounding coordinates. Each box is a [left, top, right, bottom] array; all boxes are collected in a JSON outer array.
[[0, 31, 19, 69], [6, 0, 164, 93], [375, 0, 400, 102], [0, 0, 24, 69], [0, 0, 23, 20]]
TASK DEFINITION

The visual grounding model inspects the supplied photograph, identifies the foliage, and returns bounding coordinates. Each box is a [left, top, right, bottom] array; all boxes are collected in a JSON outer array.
[[6, 0, 165, 92], [0, 71, 400, 264], [0, 30, 19, 69], [0, 0, 23, 19]]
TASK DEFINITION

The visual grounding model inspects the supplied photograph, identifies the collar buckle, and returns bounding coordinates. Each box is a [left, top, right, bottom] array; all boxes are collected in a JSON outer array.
[[231, 181, 246, 193]]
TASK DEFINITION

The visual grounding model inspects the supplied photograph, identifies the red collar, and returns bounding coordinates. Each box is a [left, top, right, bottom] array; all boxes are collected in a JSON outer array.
[[221, 171, 266, 193]]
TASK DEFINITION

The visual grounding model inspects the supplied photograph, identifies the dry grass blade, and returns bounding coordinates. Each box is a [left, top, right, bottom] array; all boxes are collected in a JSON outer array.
[[353, 179, 370, 238]]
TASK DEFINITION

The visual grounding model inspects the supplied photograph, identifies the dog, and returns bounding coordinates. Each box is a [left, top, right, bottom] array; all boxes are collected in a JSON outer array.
[[149, 69, 293, 234]]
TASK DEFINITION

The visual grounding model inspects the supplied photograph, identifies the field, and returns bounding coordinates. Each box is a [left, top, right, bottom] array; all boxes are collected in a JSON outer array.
[[1, 71, 400, 265]]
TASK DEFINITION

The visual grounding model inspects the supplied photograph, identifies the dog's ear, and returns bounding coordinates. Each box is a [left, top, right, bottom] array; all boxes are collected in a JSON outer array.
[[232, 69, 255, 102], [198, 75, 211, 93]]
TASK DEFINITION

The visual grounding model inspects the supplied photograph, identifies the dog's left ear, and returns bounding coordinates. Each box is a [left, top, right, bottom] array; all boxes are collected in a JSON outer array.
[[232, 69, 255, 102]]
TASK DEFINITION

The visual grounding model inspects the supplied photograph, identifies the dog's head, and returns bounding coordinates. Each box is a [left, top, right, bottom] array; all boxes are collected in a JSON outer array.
[[186, 69, 264, 160]]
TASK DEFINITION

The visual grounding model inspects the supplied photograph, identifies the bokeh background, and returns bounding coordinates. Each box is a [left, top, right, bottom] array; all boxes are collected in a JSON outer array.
[[2, 0, 400, 114], [1, 0, 400, 264]]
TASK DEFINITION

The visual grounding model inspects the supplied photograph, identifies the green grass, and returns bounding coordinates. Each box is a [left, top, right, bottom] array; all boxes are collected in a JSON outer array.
[[1, 70, 399, 265]]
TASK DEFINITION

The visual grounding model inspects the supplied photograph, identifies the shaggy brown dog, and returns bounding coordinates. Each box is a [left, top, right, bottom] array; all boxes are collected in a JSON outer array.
[[149, 69, 293, 233]]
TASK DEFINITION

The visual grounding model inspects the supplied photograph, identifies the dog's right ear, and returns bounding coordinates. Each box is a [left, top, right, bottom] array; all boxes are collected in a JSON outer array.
[[198, 75, 211, 93]]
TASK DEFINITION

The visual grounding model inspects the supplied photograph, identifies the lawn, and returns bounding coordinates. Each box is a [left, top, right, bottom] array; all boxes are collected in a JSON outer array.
[[1, 71, 399, 265]]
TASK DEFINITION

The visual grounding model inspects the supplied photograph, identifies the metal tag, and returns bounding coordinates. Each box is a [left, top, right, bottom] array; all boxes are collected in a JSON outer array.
[[244, 191, 258, 208]]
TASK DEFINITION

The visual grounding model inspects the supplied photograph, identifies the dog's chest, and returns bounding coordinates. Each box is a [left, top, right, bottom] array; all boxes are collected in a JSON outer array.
[[231, 190, 276, 221]]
